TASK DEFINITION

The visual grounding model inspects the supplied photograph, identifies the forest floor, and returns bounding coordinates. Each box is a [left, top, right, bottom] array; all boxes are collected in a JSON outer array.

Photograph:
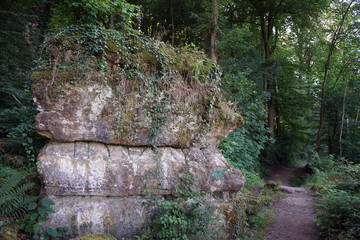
[[264, 164, 319, 240]]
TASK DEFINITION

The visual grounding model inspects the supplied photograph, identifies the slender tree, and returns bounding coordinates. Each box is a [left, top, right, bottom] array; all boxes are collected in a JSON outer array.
[[315, 0, 355, 152], [339, 73, 349, 157], [210, 0, 218, 61]]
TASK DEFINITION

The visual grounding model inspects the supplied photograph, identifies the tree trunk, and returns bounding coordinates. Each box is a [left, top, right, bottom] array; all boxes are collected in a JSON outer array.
[[268, 98, 275, 138], [276, 114, 281, 136], [109, 15, 115, 30], [210, 0, 218, 61], [339, 74, 349, 157], [249, 0, 284, 138], [316, 0, 354, 152], [260, 12, 275, 137], [169, 0, 175, 46]]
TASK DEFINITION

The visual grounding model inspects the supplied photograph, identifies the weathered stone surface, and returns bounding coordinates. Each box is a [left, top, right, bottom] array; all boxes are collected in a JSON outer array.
[[32, 83, 242, 147], [38, 141, 244, 197], [44, 195, 147, 239], [38, 141, 245, 239], [44, 194, 240, 240], [31, 30, 243, 148]]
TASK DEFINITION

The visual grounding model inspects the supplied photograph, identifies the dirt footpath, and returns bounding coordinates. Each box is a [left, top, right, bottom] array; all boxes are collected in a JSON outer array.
[[264, 165, 319, 240]]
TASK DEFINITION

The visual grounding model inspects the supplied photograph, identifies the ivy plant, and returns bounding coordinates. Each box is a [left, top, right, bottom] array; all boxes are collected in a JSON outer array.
[[19, 198, 68, 239]]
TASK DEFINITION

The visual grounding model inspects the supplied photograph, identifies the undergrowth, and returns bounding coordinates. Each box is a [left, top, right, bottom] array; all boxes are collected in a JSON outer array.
[[138, 170, 217, 240], [0, 164, 37, 232], [234, 187, 276, 240], [305, 154, 360, 240]]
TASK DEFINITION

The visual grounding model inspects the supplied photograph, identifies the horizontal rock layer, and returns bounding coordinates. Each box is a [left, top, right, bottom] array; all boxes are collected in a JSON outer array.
[[32, 80, 242, 147], [38, 141, 244, 197], [44, 195, 234, 240]]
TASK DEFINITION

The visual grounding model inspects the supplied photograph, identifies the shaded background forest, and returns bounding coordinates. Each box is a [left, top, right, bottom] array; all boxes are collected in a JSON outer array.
[[0, 0, 360, 239]]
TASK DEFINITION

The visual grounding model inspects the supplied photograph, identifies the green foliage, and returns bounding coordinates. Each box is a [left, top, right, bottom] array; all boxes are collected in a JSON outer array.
[[306, 155, 360, 239], [233, 188, 274, 240], [139, 170, 217, 240], [220, 127, 271, 188], [218, 26, 272, 187], [49, 0, 140, 32], [128, 0, 207, 47], [0, 105, 44, 163], [19, 198, 68, 239], [0, 0, 47, 166], [0, 0, 35, 111], [0, 165, 37, 233]]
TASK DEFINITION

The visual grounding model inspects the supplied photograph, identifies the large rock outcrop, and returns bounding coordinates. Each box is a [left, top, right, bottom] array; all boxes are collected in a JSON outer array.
[[32, 26, 245, 239]]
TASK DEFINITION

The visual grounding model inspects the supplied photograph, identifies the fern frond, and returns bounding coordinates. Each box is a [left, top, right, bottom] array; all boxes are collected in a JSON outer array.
[[0, 166, 38, 221]]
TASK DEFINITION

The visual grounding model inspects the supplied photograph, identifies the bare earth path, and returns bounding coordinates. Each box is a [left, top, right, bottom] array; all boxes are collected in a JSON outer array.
[[264, 165, 319, 240]]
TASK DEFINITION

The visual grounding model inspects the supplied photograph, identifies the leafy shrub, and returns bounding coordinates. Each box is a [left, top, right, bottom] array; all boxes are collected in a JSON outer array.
[[139, 171, 216, 240], [307, 154, 360, 239], [220, 121, 272, 188], [49, 0, 140, 31], [19, 198, 68, 239], [0, 105, 45, 164], [314, 188, 360, 239], [234, 188, 274, 240]]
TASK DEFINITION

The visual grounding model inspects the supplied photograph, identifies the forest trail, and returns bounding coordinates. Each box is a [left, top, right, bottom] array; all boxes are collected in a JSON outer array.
[[264, 165, 319, 240]]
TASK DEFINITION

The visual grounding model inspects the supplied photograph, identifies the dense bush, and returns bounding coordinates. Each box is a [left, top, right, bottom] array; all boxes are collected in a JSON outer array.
[[218, 27, 273, 188], [307, 155, 360, 239], [220, 121, 272, 188]]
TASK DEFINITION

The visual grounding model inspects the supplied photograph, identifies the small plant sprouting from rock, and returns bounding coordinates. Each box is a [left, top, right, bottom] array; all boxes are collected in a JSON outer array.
[[19, 198, 69, 239]]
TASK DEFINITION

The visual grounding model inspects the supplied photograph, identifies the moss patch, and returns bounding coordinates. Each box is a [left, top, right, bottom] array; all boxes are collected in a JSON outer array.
[[71, 234, 117, 240], [1, 223, 19, 240], [222, 198, 246, 238]]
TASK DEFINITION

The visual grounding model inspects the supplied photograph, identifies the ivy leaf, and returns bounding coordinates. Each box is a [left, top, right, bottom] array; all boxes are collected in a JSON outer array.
[[28, 202, 37, 210], [30, 213, 39, 221], [38, 216, 47, 222], [33, 223, 41, 233], [44, 208, 56, 214], [47, 227, 58, 238], [41, 198, 54, 207], [38, 207, 45, 216]]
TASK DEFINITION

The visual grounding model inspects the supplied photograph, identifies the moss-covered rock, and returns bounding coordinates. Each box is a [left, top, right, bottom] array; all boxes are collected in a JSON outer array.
[[32, 25, 243, 147], [1, 223, 18, 240], [70, 234, 117, 240]]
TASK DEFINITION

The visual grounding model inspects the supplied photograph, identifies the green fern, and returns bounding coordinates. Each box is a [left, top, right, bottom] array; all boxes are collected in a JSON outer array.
[[0, 165, 38, 222]]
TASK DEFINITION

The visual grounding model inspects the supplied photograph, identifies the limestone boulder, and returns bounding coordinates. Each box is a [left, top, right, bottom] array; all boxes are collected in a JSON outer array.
[[33, 27, 245, 239]]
